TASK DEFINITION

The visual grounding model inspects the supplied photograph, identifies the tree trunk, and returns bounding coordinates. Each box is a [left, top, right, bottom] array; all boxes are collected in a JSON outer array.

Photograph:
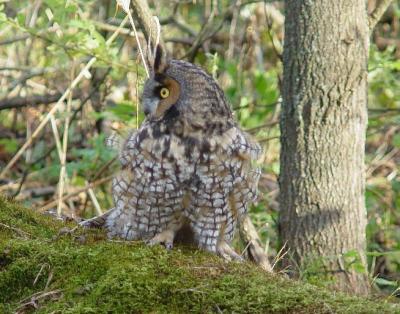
[[279, 0, 370, 295]]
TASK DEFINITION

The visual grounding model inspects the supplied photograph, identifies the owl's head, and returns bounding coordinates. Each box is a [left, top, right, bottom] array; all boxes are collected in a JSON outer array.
[[141, 46, 232, 129]]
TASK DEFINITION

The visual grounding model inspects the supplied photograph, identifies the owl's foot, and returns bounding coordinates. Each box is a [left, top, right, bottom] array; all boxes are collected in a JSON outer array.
[[146, 218, 186, 249], [216, 241, 244, 262], [146, 229, 175, 250]]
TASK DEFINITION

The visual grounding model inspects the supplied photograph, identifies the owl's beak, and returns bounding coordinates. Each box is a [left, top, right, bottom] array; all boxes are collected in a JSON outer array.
[[142, 97, 158, 117], [143, 108, 151, 116]]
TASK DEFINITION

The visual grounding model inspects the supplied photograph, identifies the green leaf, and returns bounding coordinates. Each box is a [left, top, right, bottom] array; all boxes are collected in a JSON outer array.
[[375, 277, 399, 287], [72, 176, 87, 187], [343, 250, 359, 259], [68, 19, 95, 32], [367, 250, 400, 257], [0, 139, 18, 154], [351, 262, 366, 274], [0, 13, 6, 22], [16, 12, 25, 25], [392, 133, 400, 148]]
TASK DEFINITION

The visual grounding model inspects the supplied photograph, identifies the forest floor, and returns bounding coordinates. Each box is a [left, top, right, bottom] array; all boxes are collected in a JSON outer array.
[[0, 196, 399, 314]]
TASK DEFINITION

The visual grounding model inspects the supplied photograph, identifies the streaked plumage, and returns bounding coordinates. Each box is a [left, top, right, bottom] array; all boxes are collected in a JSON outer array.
[[82, 47, 260, 259]]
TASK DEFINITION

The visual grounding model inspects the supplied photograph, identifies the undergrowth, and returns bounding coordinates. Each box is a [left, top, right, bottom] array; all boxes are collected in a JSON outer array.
[[0, 197, 399, 313]]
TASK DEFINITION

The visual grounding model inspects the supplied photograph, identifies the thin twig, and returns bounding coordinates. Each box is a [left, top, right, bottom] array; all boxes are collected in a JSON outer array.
[[0, 92, 81, 111], [87, 184, 103, 215], [0, 222, 31, 238], [16, 289, 62, 313], [0, 34, 30, 45], [49, 114, 63, 162], [0, 57, 96, 179], [271, 241, 289, 271], [246, 120, 278, 133], [226, 0, 241, 59], [257, 136, 279, 144], [38, 176, 113, 213], [93, 20, 136, 37], [0, 16, 129, 180], [33, 263, 50, 286], [3, 68, 114, 193], [117, 0, 150, 77], [127, 12, 149, 77], [91, 157, 118, 181], [15, 186, 56, 201], [136, 63, 140, 129], [263, 1, 283, 61], [57, 66, 74, 217], [159, 4, 197, 37]]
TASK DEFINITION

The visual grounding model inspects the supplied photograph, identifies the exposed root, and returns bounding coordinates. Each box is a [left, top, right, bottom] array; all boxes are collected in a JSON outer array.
[[239, 214, 273, 272], [216, 240, 244, 262]]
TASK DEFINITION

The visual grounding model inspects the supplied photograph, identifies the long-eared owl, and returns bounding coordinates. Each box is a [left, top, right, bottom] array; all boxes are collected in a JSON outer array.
[[81, 46, 261, 260]]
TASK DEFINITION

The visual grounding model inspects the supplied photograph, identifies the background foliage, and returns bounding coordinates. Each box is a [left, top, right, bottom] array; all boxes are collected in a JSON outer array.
[[0, 0, 399, 296]]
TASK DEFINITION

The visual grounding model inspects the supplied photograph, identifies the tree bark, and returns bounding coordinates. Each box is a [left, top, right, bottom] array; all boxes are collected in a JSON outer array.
[[279, 0, 370, 295]]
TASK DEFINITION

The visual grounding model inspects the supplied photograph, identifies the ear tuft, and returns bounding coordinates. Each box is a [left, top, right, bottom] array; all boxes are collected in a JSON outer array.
[[153, 44, 168, 73]]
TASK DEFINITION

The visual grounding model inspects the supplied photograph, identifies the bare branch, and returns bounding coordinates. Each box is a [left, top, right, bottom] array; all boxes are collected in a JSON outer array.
[[0, 34, 29, 46], [38, 175, 113, 213], [240, 215, 273, 272], [131, 0, 163, 48], [368, 0, 394, 31], [0, 17, 129, 180], [15, 186, 56, 201], [0, 92, 81, 111]]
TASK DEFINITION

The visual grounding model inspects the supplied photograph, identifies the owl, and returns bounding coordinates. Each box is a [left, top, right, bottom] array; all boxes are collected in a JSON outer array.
[[81, 46, 261, 260]]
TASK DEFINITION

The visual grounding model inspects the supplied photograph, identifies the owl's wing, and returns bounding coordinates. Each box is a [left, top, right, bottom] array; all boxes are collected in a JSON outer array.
[[218, 126, 261, 210], [185, 126, 261, 250], [107, 122, 187, 240], [221, 126, 261, 162]]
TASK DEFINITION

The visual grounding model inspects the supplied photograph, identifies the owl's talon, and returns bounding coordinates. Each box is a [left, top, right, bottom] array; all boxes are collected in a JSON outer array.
[[145, 238, 174, 250], [146, 229, 175, 250], [164, 242, 174, 250]]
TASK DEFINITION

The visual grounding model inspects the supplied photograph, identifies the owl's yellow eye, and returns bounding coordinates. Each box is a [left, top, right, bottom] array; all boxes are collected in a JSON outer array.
[[160, 87, 170, 99]]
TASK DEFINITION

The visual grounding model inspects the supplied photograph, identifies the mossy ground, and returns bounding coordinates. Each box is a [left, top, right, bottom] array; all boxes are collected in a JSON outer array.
[[0, 197, 399, 314]]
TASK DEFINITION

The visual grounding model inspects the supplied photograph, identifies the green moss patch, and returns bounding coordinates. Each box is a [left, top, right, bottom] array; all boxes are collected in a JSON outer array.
[[0, 196, 399, 313]]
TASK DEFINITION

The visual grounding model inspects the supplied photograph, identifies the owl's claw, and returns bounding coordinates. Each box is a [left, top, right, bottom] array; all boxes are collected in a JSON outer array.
[[146, 229, 175, 250], [146, 238, 174, 250], [164, 241, 174, 250]]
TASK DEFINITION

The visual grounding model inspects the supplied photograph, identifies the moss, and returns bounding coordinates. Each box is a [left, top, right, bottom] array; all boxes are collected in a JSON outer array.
[[0, 196, 399, 313]]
